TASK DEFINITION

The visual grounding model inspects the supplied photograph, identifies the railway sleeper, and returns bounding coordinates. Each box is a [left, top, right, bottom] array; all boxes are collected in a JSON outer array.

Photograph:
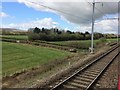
[[78, 73, 97, 77], [65, 82, 87, 89], [77, 74, 96, 79], [72, 79, 90, 85], [85, 69, 101, 73], [62, 84, 77, 89], [91, 63, 107, 67], [83, 71, 99, 75], [75, 76, 93, 82]]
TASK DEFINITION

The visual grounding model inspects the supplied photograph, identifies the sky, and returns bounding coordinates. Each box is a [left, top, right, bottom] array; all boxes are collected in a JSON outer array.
[[1, 0, 119, 34]]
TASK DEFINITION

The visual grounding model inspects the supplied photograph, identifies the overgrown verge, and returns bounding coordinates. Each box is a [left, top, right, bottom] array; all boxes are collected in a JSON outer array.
[[32, 45, 112, 88]]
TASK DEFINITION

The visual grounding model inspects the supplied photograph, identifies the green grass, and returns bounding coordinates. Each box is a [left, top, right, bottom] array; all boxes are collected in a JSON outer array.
[[50, 40, 100, 45], [2, 35, 28, 40], [2, 42, 70, 76], [50, 40, 99, 49], [51, 39, 118, 45], [50, 38, 118, 49], [106, 38, 118, 42]]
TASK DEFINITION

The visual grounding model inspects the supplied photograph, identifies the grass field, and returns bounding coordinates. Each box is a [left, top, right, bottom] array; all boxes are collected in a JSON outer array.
[[51, 38, 118, 45], [107, 38, 118, 42], [50, 38, 118, 49], [2, 42, 70, 76], [2, 35, 28, 40], [50, 40, 98, 45]]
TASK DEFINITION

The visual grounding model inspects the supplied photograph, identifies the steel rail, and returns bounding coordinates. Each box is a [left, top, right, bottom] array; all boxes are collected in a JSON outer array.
[[86, 51, 120, 90], [51, 44, 120, 90]]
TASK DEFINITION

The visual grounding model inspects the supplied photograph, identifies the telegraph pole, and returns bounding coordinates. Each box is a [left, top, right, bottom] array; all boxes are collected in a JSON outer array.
[[91, 0, 95, 53]]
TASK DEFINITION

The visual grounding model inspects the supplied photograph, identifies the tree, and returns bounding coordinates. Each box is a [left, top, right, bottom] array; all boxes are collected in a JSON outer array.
[[66, 30, 72, 34], [33, 27, 40, 33], [57, 31, 62, 34], [85, 31, 90, 35], [42, 27, 45, 32]]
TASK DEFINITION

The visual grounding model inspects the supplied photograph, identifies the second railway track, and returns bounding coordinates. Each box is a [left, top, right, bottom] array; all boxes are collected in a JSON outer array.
[[50, 44, 120, 90]]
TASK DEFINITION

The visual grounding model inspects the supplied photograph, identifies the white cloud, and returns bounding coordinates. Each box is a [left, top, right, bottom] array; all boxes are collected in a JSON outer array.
[[2, 0, 120, 2], [2, 18, 58, 30], [18, 0, 118, 25], [74, 19, 118, 34], [17, 0, 118, 34], [95, 19, 118, 34], [0, 12, 9, 18]]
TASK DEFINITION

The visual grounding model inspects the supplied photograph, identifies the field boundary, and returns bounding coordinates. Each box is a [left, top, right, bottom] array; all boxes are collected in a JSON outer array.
[[1, 38, 76, 52]]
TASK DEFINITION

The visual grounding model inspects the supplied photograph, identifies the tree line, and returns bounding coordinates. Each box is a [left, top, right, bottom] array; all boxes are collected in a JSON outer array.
[[28, 27, 105, 41]]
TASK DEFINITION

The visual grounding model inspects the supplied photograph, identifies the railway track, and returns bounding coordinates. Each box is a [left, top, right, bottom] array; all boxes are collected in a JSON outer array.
[[50, 44, 120, 90]]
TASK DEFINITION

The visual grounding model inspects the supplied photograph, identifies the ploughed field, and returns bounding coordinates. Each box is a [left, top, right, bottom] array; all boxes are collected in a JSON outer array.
[[2, 42, 70, 76]]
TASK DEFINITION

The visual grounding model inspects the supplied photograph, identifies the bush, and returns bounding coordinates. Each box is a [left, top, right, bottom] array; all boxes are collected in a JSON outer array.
[[99, 38, 107, 43], [28, 27, 104, 41]]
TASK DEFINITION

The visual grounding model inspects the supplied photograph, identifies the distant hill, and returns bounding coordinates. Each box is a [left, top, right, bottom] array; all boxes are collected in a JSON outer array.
[[0, 28, 26, 32], [1, 28, 27, 35]]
